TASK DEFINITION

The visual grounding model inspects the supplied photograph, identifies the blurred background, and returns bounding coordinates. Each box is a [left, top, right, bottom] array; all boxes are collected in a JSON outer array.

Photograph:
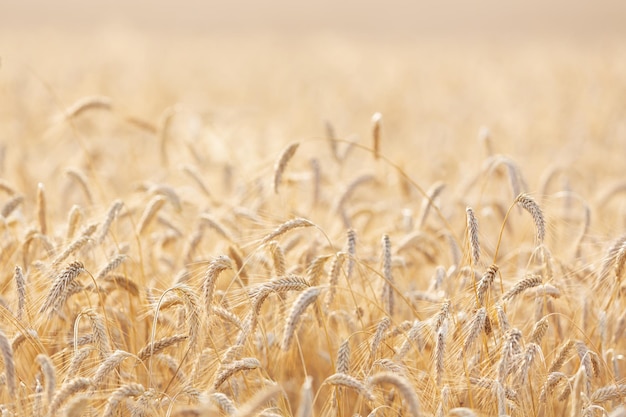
[[1, 0, 626, 226], [2, 0, 626, 38]]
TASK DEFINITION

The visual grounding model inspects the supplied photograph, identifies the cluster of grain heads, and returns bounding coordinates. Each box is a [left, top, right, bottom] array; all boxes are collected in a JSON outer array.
[[0, 101, 625, 417]]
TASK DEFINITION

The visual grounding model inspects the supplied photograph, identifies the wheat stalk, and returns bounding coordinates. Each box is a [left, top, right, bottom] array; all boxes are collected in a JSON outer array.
[[0, 328, 15, 399], [502, 274, 543, 301], [466, 207, 480, 265], [368, 372, 420, 417], [65, 168, 94, 204], [102, 383, 145, 417], [1, 194, 24, 218], [261, 218, 315, 245], [95, 254, 127, 280], [92, 349, 134, 387], [419, 181, 446, 228], [137, 334, 188, 361], [64, 95, 112, 118], [395, 319, 425, 360], [274, 142, 299, 194], [369, 317, 391, 362], [66, 204, 83, 240], [462, 307, 486, 356], [47, 377, 92, 417], [548, 339, 575, 373], [37, 182, 47, 234], [515, 193, 546, 243], [434, 320, 447, 386], [40, 261, 85, 316], [476, 264, 498, 307], [14, 266, 26, 321], [372, 112, 382, 159], [324, 252, 345, 310], [529, 316, 549, 345], [51, 224, 97, 270], [202, 255, 232, 316], [210, 392, 237, 415], [282, 286, 322, 351], [36, 354, 57, 405], [213, 358, 261, 390], [591, 384, 626, 404], [381, 234, 394, 316], [80, 308, 111, 359], [66, 347, 94, 380], [324, 373, 375, 402], [181, 164, 212, 197], [97, 199, 124, 244], [267, 241, 286, 276], [137, 195, 167, 235]]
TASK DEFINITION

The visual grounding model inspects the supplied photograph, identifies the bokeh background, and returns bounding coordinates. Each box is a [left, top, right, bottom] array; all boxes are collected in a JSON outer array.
[[1, 0, 626, 233], [2, 0, 626, 38]]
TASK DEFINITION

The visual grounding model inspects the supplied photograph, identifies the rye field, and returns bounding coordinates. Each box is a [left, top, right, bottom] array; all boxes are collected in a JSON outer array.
[[0, 31, 625, 416]]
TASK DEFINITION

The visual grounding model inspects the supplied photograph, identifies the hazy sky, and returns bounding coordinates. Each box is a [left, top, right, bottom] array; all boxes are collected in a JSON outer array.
[[2, 0, 626, 39]]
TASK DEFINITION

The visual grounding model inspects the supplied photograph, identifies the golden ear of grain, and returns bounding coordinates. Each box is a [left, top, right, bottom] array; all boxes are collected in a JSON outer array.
[[95, 254, 127, 280], [97, 199, 124, 244], [590, 384, 626, 404], [502, 274, 543, 301], [92, 350, 133, 388], [476, 264, 498, 307], [324, 373, 375, 402], [66, 204, 83, 240], [37, 182, 47, 235], [65, 168, 94, 205], [203, 255, 233, 315], [137, 195, 167, 235], [515, 193, 546, 243], [395, 320, 425, 360], [370, 317, 391, 361], [274, 142, 299, 194], [282, 286, 322, 351], [368, 372, 420, 417], [381, 235, 394, 316], [462, 307, 486, 355], [102, 383, 145, 417], [47, 377, 92, 417], [336, 339, 351, 374], [64, 95, 112, 118], [137, 334, 188, 361], [418, 181, 446, 228], [212, 358, 261, 390], [267, 240, 286, 276], [51, 223, 97, 270], [434, 321, 447, 387], [465, 207, 480, 265], [261, 217, 314, 245], [0, 329, 16, 399], [210, 393, 237, 415], [35, 354, 56, 405], [1, 194, 24, 218], [371, 112, 382, 160], [39, 261, 85, 317], [14, 266, 26, 321]]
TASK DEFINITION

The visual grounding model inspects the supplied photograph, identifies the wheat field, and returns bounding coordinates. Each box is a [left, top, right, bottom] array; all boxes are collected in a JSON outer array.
[[0, 27, 626, 417]]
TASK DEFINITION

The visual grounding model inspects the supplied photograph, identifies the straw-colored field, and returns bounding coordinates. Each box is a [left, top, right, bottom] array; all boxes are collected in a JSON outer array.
[[1, 27, 626, 417]]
